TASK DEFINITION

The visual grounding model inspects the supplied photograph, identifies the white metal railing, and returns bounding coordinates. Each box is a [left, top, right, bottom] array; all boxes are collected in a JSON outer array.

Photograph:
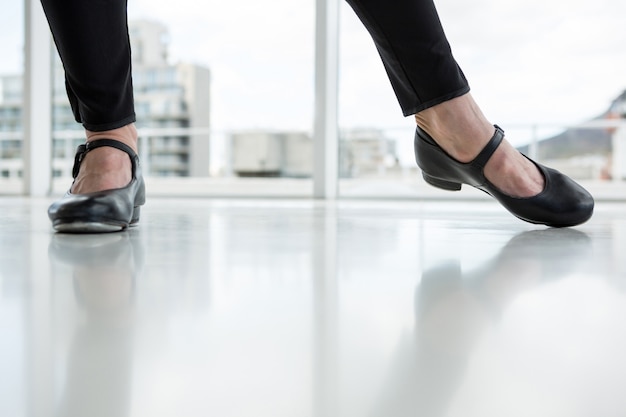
[[2, 120, 626, 200]]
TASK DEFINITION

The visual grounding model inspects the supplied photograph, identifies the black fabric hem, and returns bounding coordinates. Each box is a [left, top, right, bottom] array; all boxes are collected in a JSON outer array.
[[402, 85, 471, 117], [81, 114, 137, 132]]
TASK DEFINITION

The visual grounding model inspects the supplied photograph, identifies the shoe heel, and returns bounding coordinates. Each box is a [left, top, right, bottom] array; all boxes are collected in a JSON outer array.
[[422, 173, 462, 191], [131, 206, 141, 225]]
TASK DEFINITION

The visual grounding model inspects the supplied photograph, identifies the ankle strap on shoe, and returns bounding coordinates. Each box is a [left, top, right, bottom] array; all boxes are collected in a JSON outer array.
[[472, 125, 505, 169], [73, 139, 139, 179]]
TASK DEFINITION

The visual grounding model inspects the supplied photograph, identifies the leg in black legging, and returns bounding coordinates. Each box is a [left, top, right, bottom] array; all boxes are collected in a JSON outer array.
[[40, 0, 135, 132], [40, 0, 460, 127], [344, 0, 470, 116], [41, 0, 140, 224], [345, 0, 567, 213]]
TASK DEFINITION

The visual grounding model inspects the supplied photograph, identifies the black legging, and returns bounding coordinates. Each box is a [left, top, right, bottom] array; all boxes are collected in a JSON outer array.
[[40, 0, 469, 132]]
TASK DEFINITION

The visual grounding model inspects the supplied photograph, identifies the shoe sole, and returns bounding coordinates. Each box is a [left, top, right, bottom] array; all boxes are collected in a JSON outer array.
[[53, 221, 126, 233], [422, 172, 462, 191], [52, 206, 141, 234]]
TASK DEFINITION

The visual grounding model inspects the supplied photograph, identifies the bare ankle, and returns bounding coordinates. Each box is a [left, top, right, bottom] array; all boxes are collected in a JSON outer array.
[[85, 124, 139, 152], [414, 93, 494, 162]]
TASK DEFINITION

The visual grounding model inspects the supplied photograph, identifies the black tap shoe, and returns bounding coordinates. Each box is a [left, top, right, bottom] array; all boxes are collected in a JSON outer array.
[[414, 125, 594, 227], [48, 139, 146, 233]]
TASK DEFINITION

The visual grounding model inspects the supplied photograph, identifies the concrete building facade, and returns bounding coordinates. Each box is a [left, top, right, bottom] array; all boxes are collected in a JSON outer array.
[[0, 20, 211, 179]]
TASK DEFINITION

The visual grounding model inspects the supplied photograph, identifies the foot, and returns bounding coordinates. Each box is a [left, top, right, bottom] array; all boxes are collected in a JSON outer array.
[[71, 124, 138, 194], [414, 94, 544, 198]]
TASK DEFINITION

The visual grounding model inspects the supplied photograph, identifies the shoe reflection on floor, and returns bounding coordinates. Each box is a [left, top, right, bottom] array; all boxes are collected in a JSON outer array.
[[48, 233, 143, 417], [369, 229, 592, 417]]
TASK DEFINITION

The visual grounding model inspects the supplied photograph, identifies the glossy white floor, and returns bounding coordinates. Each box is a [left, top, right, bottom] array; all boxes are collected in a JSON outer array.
[[1, 197, 626, 417]]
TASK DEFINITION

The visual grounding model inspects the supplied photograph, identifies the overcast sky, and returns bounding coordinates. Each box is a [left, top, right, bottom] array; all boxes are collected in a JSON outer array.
[[2, 0, 625, 145]]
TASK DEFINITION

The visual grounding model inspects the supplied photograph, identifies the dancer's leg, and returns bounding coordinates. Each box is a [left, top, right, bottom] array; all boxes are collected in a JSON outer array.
[[40, 0, 135, 131], [344, 0, 544, 197], [344, 0, 469, 115], [42, 0, 145, 232], [40, 0, 137, 194]]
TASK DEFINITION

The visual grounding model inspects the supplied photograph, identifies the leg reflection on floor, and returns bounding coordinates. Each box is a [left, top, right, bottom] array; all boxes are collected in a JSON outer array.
[[49, 234, 138, 417], [1, 198, 626, 417], [371, 229, 602, 417]]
